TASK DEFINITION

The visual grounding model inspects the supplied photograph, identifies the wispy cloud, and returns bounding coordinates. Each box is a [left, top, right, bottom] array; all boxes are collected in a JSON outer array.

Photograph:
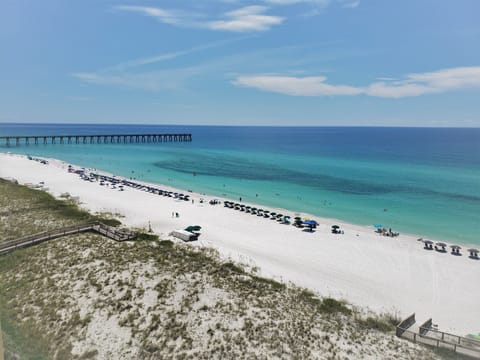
[[72, 67, 202, 91], [338, 0, 360, 8], [114, 5, 187, 25], [232, 67, 480, 98], [102, 38, 246, 72], [262, 0, 358, 9], [114, 5, 283, 32], [72, 38, 252, 90], [209, 6, 284, 32]]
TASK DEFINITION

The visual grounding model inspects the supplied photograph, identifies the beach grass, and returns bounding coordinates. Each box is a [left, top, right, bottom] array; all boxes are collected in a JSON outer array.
[[0, 179, 440, 359], [0, 178, 120, 243]]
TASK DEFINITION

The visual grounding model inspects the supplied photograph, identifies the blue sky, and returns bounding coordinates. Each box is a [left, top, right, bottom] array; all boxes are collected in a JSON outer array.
[[1, 0, 480, 126]]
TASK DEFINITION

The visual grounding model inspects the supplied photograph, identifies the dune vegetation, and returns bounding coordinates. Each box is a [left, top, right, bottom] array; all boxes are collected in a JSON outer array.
[[0, 179, 441, 359]]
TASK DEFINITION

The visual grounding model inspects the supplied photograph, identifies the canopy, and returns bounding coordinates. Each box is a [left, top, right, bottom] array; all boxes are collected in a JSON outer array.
[[374, 224, 383, 228], [185, 225, 202, 232], [467, 248, 479, 253], [435, 242, 447, 247], [303, 220, 318, 226], [332, 225, 340, 229], [450, 245, 462, 249]]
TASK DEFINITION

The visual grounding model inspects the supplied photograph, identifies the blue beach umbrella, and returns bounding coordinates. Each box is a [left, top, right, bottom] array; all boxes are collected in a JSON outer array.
[[302, 220, 317, 231], [374, 224, 383, 228]]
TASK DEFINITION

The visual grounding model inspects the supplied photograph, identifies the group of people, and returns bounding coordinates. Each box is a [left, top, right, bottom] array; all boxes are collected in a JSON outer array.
[[376, 227, 400, 237]]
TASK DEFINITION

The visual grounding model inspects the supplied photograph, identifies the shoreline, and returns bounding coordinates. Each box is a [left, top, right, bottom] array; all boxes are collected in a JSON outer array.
[[1, 152, 479, 335]]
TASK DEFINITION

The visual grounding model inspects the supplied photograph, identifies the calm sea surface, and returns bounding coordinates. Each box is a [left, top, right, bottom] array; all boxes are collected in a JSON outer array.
[[1, 124, 479, 244]]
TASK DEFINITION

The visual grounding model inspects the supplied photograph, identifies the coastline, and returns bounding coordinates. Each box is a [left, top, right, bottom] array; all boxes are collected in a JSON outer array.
[[1, 152, 479, 335]]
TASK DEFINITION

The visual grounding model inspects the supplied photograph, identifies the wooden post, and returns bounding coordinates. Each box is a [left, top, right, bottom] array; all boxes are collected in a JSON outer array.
[[0, 319, 4, 360]]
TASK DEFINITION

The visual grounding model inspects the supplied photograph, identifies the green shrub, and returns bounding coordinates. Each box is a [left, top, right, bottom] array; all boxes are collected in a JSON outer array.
[[95, 218, 122, 227], [136, 232, 159, 241], [319, 298, 351, 315], [359, 316, 394, 332], [250, 275, 286, 291], [158, 240, 174, 247], [219, 262, 245, 275]]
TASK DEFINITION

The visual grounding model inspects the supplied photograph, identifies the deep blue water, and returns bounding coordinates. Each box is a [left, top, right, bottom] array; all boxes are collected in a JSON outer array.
[[1, 123, 479, 244]]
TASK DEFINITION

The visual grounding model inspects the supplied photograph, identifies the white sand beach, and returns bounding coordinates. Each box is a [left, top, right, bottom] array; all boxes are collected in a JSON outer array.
[[1, 152, 478, 336]]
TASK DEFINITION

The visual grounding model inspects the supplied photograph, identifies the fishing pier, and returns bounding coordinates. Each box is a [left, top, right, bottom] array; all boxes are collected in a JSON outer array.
[[0, 133, 192, 146]]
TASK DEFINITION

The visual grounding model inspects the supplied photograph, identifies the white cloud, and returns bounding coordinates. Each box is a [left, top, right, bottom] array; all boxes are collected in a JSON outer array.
[[338, 0, 360, 8], [233, 75, 362, 95], [208, 6, 284, 32], [114, 6, 185, 25], [114, 5, 283, 32], [232, 66, 480, 98]]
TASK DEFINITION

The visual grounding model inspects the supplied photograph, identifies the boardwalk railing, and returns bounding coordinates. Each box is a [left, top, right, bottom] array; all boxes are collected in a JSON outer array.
[[0, 133, 192, 147], [396, 314, 480, 359], [0, 222, 136, 255]]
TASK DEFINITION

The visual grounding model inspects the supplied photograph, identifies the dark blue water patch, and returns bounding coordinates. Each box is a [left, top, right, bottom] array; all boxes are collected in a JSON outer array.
[[154, 152, 480, 202], [154, 153, 402, 196]]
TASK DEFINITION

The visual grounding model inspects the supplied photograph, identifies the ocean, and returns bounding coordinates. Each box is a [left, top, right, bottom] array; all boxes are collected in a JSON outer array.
[[1, 123, 479, 245]]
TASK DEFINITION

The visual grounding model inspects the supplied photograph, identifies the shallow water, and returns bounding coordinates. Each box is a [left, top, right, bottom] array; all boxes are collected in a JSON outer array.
[[1, 124, 479, 244]]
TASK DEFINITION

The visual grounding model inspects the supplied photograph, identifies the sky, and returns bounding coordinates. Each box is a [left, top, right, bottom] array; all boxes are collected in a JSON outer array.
[[1, 0, 480, 126]]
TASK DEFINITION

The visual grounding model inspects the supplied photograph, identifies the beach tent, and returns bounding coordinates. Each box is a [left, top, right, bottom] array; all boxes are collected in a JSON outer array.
[[185, 225, 202, 233], [450, 245, 461, 255], [435, 242, 447, 252], [423, 240, 434, 250], [467, 248, 479, 259], [374, 224, 382, 228]]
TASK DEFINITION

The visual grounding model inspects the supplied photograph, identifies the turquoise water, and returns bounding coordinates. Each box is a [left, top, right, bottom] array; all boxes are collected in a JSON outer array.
[[1, 124, 479, 244]]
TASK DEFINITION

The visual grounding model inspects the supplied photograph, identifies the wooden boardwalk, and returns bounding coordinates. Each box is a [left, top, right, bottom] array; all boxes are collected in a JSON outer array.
[[0, 222, 136, 256], [396, 314, 480, 358], [0, 133, 192, 147]]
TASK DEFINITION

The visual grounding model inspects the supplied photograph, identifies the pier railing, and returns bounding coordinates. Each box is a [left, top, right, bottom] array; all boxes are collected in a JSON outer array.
[[0, 133, 192, 146], [0, 222, 136, 255], [396, 314, 480, 358]]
